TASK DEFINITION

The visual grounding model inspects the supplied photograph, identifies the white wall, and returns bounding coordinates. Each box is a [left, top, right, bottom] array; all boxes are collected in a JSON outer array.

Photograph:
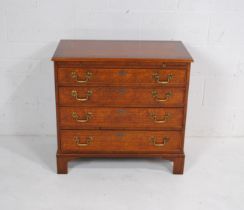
[[0, 0, 243, 136]]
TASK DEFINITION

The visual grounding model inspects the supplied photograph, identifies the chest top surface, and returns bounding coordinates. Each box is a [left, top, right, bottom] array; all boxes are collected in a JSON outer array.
[[52, 40, 193, 62]]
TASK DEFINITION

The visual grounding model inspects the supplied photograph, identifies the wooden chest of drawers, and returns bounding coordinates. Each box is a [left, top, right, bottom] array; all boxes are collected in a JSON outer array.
[[52, 40, 193, 174]]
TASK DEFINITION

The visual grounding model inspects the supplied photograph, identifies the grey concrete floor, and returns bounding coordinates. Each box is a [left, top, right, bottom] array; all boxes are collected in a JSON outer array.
[[0, 136, 243, 210]]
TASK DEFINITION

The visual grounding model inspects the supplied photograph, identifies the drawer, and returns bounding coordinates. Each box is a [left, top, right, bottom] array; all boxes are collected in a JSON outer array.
[[57, 68, 186, 86], [60, 130, 183, 153], [58, 87, 185, 107], [59, 107, 184, 130]]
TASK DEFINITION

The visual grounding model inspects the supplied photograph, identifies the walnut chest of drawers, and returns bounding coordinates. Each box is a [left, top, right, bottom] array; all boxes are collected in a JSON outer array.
[[52, 40, 193, 174]]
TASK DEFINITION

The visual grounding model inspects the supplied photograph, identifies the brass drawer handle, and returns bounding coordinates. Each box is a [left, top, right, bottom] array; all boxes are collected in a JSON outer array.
[[74, 136, 93, 146], [71, 90, 92, 101], [71, 71, 92, 83], [151, 136, 169, 147], [152, 90, 172, 102], [72, 112, 92, 123], [150, 112, 170, 123], [152, 73, 173, 84]]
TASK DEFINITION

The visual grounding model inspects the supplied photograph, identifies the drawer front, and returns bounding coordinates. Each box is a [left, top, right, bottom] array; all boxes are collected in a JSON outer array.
[[59, 107, 184, 130], [60, 130, 183, 153], [57, 68, 186, 86], [58, 87, 185, 107]]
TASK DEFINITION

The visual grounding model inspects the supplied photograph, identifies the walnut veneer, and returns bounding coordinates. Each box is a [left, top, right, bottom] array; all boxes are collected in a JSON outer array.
[[52, 40, 193, 174]]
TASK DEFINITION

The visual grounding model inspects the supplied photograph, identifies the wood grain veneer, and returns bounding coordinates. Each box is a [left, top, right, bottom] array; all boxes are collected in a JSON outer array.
[[52, 40, 193, 174]]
